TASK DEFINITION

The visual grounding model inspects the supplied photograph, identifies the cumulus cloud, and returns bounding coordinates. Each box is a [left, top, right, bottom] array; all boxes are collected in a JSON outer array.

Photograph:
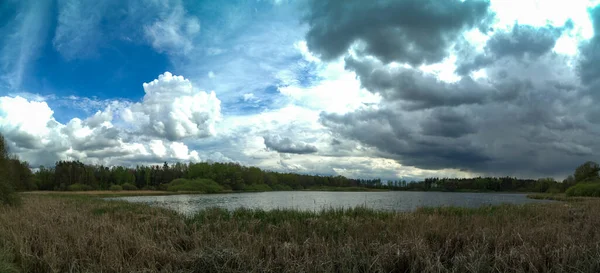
[[264, 135, 318, 154], [126, 72, 221, 141], [0, 72, 217, 167]]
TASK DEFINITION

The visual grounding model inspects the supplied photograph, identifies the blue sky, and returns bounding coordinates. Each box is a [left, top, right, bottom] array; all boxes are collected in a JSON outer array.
[[2, 0, 600, 181]]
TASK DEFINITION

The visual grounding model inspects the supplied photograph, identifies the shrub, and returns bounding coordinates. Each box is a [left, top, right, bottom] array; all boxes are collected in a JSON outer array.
[[167, 178, 223, 193], [142, 185, 157, 191], [109, 185, 123, 191], [67, 183, 94, 191], [565, 182, 600, 197], [121, 183, 138, 191], [545, 186, 562, 194], [0, 177, 20, 206], [271, 184, 293, 191], [243, 184, 273, 192]]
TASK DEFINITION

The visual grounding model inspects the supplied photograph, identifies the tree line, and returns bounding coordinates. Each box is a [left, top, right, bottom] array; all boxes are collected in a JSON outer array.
[[33, 160, 385, 192], [0, 134, 35, 205], [387, 177, 567, 193], [31, 160, 584, 193]]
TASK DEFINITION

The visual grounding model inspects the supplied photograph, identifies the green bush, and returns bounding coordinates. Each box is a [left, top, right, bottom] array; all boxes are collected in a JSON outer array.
[[121, 183, 139, 191], [0, 177, 20, 206], [167, 178, 224, 193], [158, 183, 169, 191], [142, 185, 157, 191], [109, 185, 123, 191], [243, 183, 273, 192], [67, 183, 94, 191], [565, 182, 600, 197], [271, 184, 293, 191]]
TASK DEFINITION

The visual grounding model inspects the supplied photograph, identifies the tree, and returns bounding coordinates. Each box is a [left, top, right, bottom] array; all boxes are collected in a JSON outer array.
[[574, 161, 600, 183], [0, 134, 20, 205]]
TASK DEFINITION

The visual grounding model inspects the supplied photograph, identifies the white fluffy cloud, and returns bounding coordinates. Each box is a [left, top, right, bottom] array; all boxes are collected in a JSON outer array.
[[0, 72, 213, 167], [125, 72, 221, 141]]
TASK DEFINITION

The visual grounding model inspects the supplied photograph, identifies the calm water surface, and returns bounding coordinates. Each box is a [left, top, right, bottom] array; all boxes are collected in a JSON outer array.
[[109, 191, 551, 215]]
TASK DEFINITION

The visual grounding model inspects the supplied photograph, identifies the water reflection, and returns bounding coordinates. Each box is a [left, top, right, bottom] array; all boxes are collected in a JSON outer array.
[[108, 191, 551, 216]]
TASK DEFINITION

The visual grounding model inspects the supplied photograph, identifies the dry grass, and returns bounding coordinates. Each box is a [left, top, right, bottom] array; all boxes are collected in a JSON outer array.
[[1, 195, 600, 273]]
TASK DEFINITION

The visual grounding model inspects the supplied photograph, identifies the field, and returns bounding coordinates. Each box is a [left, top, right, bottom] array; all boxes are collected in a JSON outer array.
[[1, 194, 600, 273]]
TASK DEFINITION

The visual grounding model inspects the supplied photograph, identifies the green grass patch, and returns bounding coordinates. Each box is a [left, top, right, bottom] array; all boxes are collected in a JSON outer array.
[[527, 193, 584, 202]]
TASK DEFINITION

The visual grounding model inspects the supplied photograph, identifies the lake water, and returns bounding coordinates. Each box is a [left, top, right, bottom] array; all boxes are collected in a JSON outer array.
[[109, 191, 551, 215]]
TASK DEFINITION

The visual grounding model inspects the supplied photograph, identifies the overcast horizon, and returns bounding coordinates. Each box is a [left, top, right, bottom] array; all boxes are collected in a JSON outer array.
[[1, 0, 600, 181]]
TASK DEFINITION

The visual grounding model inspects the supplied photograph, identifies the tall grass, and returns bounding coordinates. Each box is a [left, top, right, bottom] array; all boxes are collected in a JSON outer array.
[[1, 195, 600, 272]]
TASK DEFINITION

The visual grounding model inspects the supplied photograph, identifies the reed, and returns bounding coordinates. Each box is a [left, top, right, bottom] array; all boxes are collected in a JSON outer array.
[[1, 195, 599, 272]]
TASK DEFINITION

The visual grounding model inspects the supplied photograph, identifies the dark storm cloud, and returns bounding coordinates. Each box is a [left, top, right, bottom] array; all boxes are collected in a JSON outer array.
[[304, 0, 493, 65], [420, 108, 477, 138], [320, 108, 491, 171], [487, 24, 565, 58], [345, 56, 520, 110], [457, 23, 568, 75], [305, 0, 598, 178], [264, 135, 318, 154]]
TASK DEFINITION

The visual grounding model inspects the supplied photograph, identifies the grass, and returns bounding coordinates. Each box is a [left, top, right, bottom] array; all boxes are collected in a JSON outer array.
[[527, 193, 587, 202], [1, 195, 600, 272]]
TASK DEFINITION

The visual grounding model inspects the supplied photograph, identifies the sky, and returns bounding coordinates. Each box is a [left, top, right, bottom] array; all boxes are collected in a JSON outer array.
[[1, 0, 600, 181]]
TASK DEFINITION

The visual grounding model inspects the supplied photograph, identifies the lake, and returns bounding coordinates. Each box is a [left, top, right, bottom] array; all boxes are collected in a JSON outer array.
[[109, 191, 551, 215]]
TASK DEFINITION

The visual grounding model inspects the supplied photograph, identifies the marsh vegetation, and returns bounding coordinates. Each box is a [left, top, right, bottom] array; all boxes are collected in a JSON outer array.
[[1, 195, 600, 272]]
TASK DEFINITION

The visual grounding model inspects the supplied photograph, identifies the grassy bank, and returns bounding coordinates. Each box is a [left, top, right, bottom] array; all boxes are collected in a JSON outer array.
[[526, 193, 588, 202], [1, 195, 600, 272]]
